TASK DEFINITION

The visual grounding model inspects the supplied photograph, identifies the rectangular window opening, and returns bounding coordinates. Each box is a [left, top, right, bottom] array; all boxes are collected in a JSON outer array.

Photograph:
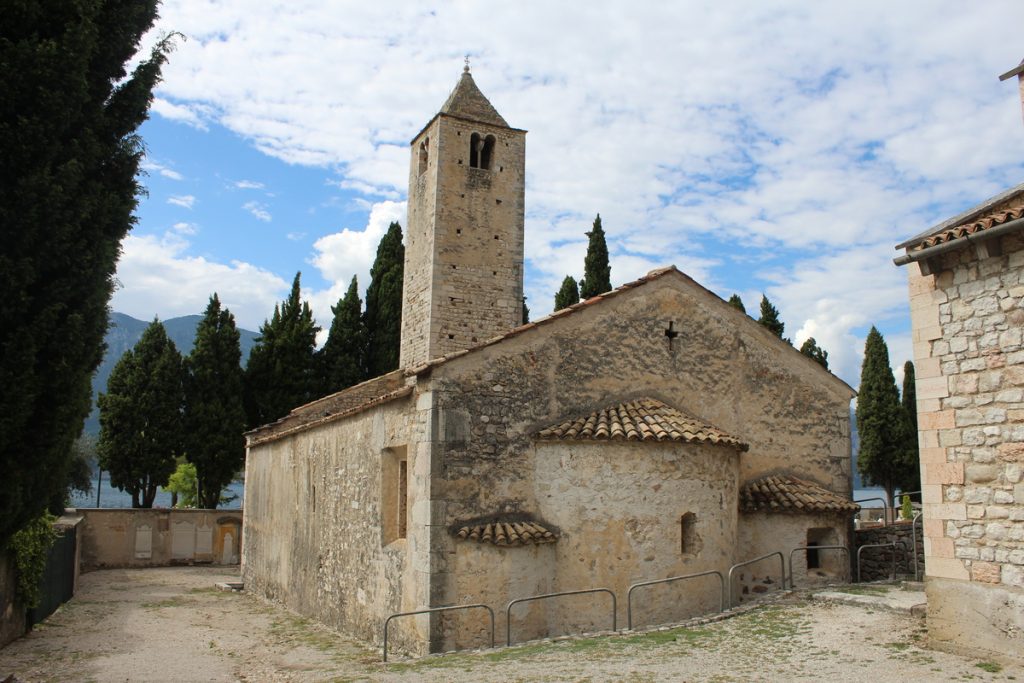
[[397, 460, 408, 539]]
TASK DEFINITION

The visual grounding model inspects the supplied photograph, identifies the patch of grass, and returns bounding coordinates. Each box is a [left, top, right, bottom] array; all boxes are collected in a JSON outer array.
[[975, 661, 1002, 673], [831, 585, 890, 596], [883, 641, 910, 651]]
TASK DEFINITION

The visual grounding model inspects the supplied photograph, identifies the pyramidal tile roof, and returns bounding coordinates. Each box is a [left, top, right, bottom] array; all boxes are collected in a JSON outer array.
[[537, 397, 748, 451], [439, 68, 508, 127], [454, 519, 557, 547], [740, 475, 860, 514]]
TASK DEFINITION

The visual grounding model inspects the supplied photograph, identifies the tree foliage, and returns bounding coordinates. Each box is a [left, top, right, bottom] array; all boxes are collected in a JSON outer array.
[[0, 0, 172, 544], [319, 276, 366, 395], [757, 295, 786, 340], [579, 214, 612, 299], [522, 296, 530, 325], [184, 294, 246, 509], [900, 360, 921, 493], [244, 273, 320, 427], [364, 222, 405, 378], [554, 275, 580, 311], [799, 337, 830, 370], [9, 513, 57, 609], [727, 294, 746, 313], [165, 461, 198, 508], [97, 321, 184, 508], [856, 327, 912, 505]]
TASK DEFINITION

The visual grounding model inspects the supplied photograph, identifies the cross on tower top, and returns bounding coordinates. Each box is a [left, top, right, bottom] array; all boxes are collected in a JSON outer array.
[[464, 55, 470, 73]]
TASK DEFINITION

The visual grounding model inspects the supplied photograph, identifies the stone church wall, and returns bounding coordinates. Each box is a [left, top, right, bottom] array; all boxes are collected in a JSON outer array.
[[425, 273, 853, 647], [242, 394, 431, 654], [906, 230, 1024, 661]]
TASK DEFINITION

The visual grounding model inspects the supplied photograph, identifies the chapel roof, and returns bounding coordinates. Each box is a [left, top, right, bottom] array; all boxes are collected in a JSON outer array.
[[895, 182, 1024, 253], [739, 475, 860, 514], [438, 66, 509, 128], [453, 519, 557, 547], [537, 397, 749, 451]]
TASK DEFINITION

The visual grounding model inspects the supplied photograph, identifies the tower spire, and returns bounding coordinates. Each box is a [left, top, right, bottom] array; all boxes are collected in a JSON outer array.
[[464, 55, 470, 73]]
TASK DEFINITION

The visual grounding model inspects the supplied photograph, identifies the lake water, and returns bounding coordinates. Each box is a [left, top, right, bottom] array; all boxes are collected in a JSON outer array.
[[69, 475, 243, 510]]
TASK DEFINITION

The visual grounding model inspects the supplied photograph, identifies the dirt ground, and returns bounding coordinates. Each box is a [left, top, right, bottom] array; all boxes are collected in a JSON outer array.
[[0, 566, 1021, 683]]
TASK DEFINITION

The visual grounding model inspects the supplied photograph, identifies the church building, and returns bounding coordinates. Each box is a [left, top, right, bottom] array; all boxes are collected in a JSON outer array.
[[242, 67, 856, 655]]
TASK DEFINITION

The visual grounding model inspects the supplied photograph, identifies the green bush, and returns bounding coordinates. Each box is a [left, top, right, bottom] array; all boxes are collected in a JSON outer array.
[[8, 513, 57, 608]]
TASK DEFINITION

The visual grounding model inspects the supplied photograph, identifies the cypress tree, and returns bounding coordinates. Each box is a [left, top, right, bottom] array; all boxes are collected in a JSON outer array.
[[856, 327, 909, 505], [579, 214, 612, 299], [364, 222, 405, 377], [184, 295, 246, 509], [320, 276, 366, 395], [522, 296, 530, 325], [0, 1, 172, 543], [899, 361, 921, 493], [799, 337, 830, 370], [97, 321, 184, 508], [244, 273, 320, 427], [727, 294, 746, 313], [554, 276, 581, 311], [757, 295, 786, 340]]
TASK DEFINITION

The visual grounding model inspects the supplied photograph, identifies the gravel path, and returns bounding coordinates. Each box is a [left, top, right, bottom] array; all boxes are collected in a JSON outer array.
[[0, 567, 1020, 682]]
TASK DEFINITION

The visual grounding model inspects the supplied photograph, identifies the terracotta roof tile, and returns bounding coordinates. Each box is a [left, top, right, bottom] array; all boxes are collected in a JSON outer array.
[[454, 519, 557, 547], [912, 201, 1024, 251], [537, 397, 748, 451], [898, 185, 1024, 252], [740, 475, 859, 514]]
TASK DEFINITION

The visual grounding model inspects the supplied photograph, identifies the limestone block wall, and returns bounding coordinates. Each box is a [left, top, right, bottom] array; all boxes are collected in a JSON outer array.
[[906, 231, 1024, 660], [854, 522, 924, 581], [242, 395, 433, 653]]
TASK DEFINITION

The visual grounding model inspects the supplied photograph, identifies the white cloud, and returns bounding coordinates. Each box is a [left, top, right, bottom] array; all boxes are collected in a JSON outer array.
[[234, 180, 265, 190], [172, 222, 198, 235], [150, 97, 209, 130], [286, 232, 307, 241], [306, 200, 406, 330], [112, 234, 289, 330], [243, 201, 272, 222], [167, 194, 196, 209], [142, 159, 184, 181]]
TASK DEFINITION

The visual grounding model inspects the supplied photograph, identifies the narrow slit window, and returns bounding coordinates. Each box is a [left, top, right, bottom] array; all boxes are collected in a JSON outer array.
[[418, 137, 429, 175], [397, 460, 408, 539], [469, 132, 481, 168], [480, 135, 495, 169], [680, 512, 697, 553]]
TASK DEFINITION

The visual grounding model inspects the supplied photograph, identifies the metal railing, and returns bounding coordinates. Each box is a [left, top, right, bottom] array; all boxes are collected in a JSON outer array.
[[855, 540, 907, 583], [727, 552, 785, 608], [626, 570, 725, 630], [505, 588, 616, 646], [786, 545, 850, 589], [383, 603, 495, 662], [911, 512, 922, 581]]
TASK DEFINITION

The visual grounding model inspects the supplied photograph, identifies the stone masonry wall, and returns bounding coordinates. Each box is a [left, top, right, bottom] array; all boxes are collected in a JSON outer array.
[[854, 522, 925, 582], [908, 231, 1024, 588]]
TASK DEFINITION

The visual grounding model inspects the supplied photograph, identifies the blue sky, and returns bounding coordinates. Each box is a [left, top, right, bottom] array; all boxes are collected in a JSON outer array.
[[112, 0, 1024, 388]]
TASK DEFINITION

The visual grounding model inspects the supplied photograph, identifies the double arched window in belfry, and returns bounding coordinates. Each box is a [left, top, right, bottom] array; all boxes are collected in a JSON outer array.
[[469, 133, 495, 170]]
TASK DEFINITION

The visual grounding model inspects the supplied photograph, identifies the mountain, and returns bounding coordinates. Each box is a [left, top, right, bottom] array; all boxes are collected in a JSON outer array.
[[83, 312, 259, 435]]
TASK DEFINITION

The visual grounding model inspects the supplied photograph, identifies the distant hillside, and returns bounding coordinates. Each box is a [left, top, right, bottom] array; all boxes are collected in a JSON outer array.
[[83, 312, 258, 435]]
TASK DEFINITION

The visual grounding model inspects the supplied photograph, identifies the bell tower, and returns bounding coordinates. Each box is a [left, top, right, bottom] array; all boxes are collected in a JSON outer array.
[[399, 66, 526, 368]]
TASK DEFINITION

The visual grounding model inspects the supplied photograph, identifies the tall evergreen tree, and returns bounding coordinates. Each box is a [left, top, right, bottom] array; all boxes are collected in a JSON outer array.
[[856, 327, 910, 506], [900, 360, 921, 493], [244, 273, 320, 427], [727, 294, 746, 313], [319, 276, 366, 395], [522, 296, 530, 325], [554, 275, 581, 311], [184, 295, 246, 509], [364, 222, 405, 377], [757, 295, 786, 340], [0, 1, 172, 543], [97, 321, 184, 508], [579, 214, 612, 299], [799, 337, 830, 370]]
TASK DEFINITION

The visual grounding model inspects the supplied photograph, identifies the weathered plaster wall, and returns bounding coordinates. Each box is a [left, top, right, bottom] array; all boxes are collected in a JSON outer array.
[[737, 512, 849, 599], [401, 113, 526, 369], [242, 394, 434, 654], [76, 509, 242, 571], [906, 230, 1024, 661]]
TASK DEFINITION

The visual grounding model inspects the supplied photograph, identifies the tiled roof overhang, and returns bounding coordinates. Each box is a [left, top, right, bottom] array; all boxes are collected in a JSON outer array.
[[453, 519, 557, 547], [537, 397, 749, 452], [740, 475, 860, 514]]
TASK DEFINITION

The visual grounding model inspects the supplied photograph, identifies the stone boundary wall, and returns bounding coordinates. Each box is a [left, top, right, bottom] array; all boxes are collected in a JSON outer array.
[[854, 521, 924, 581], [0, 548, 26, 648], [75, 508, 242, 572]]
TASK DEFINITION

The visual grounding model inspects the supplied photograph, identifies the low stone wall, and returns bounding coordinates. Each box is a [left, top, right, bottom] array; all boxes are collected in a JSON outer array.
[[75, 508, 242, 572], [0, 548, 26, 648], [854, 521, 924, 581]]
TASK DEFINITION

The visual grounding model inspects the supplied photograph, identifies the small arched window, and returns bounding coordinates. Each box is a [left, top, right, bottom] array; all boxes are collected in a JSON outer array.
[[469, 133, 496, 170], [469, 132, 481, 168], [418, 137, 429, 175], [480, 135, 495, 170]]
